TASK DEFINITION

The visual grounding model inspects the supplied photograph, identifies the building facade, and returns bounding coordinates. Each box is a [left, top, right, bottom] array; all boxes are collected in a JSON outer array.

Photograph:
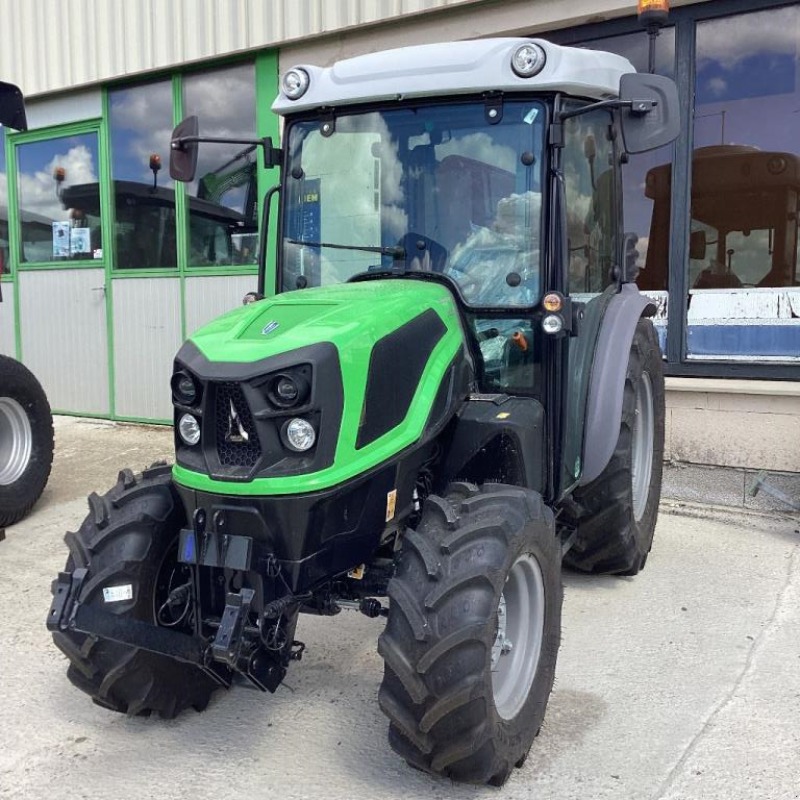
[[0, 0, 797, 473]]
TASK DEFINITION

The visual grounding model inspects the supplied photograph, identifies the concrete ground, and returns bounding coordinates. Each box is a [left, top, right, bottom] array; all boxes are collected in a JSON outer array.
[[1, 417, 798, 800]]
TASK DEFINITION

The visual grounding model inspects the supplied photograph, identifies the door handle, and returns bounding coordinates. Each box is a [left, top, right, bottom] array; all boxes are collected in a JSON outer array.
[[91, 286, 106, 296]]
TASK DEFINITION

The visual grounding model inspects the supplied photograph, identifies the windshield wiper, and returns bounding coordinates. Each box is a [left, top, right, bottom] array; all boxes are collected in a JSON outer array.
[[287, 239, 405, 259]]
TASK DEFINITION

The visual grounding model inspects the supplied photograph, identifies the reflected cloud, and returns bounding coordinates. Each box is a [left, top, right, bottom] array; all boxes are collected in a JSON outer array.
[[19, 144, 98, 221]]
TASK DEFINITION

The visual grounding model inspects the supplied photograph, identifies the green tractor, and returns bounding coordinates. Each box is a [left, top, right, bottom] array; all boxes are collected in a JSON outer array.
[[46, 39, 678, 785]]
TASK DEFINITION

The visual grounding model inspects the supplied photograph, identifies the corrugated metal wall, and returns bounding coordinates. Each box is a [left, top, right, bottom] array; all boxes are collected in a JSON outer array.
[[0, 0, 482, 97]]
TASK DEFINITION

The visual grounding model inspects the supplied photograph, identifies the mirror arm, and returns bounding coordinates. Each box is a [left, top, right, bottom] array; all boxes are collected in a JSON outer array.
[[170, 135, 283, 169], [558, 98, 657, 122]]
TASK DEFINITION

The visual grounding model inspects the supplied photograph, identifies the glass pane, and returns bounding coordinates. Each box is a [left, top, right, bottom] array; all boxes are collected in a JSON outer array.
[[559, 29, 676, 353], [0, 127, 8, 273], [16, 132, 102, 264], [109, 80, 176, 270], [183, 63, 258, 268], [282, 101, 545, 307], [691, 6, 800, 361], [563, 108, 617, 294]]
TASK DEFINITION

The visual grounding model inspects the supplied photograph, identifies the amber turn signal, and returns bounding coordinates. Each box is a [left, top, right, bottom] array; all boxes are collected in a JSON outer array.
[[543, 292, 563, 312]]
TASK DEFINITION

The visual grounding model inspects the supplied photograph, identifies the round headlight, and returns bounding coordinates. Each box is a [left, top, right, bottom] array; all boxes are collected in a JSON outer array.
[[282, 68, 310, 100], [268, 372, 309, 408], [276, 376, 299, 404], [511, 43, 546, 78], [283, 418, 316, 452], [178, 413, 201, 446], [172, 371, 198, 405], [542, 314, 564, 335]]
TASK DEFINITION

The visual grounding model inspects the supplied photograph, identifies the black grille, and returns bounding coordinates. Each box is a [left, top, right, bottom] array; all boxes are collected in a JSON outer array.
[[214, 383, 262, 468]]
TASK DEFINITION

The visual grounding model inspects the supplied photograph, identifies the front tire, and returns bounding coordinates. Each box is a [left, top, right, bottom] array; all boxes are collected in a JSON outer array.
[[0, 355, 54, 527], [378, 483, 562, 786], [564, 319, 665, 575], [51, 463, 221, 717]]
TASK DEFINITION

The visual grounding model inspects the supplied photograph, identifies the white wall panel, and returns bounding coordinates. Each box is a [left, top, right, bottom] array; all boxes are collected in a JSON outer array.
[[25, 90, 103, 130], [18, 269, 109, 415], [112, 277, 183, 420], [0, 287, 16, 357], [184, 275, 256, 337], [0, 0, 486, 97]]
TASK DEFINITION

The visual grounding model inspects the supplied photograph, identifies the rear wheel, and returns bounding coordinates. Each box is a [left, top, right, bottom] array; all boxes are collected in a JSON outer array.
[[51, 463, 221, 717], [378, 483, 562, 786], [564, 319, 664, 575], [0, 355, 54, 527]]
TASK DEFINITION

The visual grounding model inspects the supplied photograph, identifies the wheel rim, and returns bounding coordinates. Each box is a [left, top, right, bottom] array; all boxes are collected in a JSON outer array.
[[0, 397, 33, 486], [631, 371, 655, 522], [491, 553, 545, 721]]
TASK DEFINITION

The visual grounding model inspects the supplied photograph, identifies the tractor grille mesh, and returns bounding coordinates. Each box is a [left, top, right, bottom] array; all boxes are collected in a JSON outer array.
[[214, 383, 261, 468]]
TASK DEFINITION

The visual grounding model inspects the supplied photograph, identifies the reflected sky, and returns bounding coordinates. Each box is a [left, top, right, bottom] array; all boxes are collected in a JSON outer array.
[[109, 79, 175, 190], [17, 134, 99, 223]]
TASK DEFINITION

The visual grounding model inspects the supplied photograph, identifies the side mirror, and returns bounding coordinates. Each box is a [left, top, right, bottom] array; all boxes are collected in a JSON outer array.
[[689, 229, 707, 261], [170, 116, 199, 182], [618, 73, 680, 155], [0, 81, 27, 131]]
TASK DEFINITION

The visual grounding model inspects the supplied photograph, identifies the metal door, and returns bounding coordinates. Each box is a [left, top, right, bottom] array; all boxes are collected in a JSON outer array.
[[12, 127, 110, 415]]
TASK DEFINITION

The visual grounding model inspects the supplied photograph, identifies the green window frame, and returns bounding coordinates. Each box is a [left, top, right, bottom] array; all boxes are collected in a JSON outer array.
[[105, 51, 280, 283], [7, 118, 110, 273]]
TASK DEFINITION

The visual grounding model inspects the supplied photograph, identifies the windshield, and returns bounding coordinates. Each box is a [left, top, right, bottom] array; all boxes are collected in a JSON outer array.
[[281, 100, 546, 306]]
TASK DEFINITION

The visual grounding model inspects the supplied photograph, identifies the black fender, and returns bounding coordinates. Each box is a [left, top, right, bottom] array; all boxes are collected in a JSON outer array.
[[579, 284, 656, 486]]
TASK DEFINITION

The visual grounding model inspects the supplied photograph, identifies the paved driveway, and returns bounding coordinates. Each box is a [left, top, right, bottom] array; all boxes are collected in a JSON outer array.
[[1, 417, 798, 799]]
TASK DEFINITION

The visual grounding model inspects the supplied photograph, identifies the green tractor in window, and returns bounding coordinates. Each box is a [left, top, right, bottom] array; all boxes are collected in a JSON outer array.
[[46, 40, 678, 786]]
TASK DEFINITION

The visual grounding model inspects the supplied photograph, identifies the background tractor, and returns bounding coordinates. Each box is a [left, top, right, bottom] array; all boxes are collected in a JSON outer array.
[[44, 39, 679, 785], [0, 82, 54, 532]]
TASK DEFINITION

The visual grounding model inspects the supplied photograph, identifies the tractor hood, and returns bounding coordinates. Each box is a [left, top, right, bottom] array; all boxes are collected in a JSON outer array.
[[188, 280, 459, 364], [172, 279, 469, 496]]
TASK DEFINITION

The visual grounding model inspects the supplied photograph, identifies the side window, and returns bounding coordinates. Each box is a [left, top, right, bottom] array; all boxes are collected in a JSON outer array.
[[563, 109, 617, 294], [0, 127, 8, 273], [16, 132, 103, 264], [183, 62, 258, 268], [108, 79, 177, 270]]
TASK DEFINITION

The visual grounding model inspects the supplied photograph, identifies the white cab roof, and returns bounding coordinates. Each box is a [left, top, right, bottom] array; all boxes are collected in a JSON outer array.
[[272, 38, 634, 115]]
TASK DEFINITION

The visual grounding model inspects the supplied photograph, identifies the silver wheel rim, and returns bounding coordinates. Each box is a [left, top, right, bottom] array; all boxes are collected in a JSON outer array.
[[491, 553, 545, 721], [631, 371, 654, 522], [0, 397, 33, 486]]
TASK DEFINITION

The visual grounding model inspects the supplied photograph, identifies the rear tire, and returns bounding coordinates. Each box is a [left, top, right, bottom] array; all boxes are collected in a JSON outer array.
[[51, 463, 221, 717], [564, 319, 664, 575], [378, 483, 562, 786], [0, 355, 54, 527]]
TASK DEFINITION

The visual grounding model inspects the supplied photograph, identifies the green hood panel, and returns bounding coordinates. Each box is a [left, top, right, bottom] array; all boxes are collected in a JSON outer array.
[[175, 280, 466, 496]]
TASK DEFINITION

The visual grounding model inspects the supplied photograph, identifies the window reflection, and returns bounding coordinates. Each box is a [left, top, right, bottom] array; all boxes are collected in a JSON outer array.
[[0, 127, 8, 273], [109, 80, 176, 270], [690, 7, 800, 361], [562, 107, 617, 294], [556, 29, 675, 352], [16, 133, 102, 264], [183, 63, 258, 268]]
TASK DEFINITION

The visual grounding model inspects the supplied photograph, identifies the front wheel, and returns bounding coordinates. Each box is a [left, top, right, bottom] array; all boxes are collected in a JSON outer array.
[[378, 483, 562, 786], [50, 464, 222, 717]]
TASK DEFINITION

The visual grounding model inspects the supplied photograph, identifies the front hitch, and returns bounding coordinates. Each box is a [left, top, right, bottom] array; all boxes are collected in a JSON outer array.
[[46, 570, 291, 691]]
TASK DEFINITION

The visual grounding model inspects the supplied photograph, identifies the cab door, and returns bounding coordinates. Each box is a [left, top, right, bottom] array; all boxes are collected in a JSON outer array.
[[559, 106, 621, 495]]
